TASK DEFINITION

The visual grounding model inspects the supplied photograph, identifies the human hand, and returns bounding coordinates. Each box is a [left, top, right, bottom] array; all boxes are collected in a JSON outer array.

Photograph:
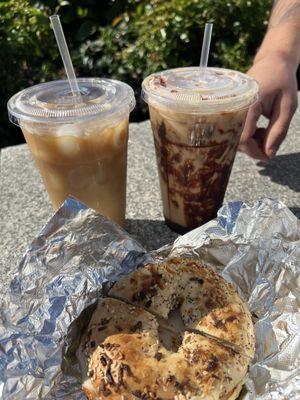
[[239, 53, 298, 161]]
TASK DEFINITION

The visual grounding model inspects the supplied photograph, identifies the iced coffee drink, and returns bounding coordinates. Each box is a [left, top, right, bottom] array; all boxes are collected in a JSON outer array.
[[142, 67, 258, 233], [8, 78, 135, 227]]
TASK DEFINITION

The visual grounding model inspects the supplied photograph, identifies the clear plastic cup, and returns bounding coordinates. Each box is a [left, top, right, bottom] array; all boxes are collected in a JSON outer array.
[[8, 78, 135, 227], [142, 67, 258, 233]]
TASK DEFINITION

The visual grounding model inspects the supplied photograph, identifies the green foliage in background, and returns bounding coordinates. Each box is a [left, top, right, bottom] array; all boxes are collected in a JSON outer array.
[[0, 0, 56, 147], [0, 0, 273, 148], [81, 0, 272, 81]]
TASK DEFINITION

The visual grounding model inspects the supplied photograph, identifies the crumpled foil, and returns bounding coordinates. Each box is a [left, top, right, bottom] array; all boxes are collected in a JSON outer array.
[[0, 197, 299, 399]]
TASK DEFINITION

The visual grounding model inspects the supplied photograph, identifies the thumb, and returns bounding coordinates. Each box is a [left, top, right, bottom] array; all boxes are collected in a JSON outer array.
[[240, 100, 262, 145], [238, 128, 269, 161], [239, 100, 268, 161]]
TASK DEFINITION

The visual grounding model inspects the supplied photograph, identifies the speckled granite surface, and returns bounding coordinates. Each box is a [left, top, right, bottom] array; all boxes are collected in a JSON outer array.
[[1, 104, 299, 301]]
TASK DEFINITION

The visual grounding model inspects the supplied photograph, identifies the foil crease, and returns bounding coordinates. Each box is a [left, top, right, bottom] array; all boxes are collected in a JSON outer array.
[[0, 197, 299, 399]]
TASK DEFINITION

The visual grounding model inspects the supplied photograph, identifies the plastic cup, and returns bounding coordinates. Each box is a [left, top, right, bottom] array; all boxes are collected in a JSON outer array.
[[8, 78, 135, 227], [142, 67, 258, 233]]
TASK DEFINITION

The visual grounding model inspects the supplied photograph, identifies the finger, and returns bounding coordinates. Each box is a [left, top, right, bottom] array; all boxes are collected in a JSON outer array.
[[263, 94, 297, 158], [238, 128, 269, 162], [240, 100, 262, 144], [239, 100, 268, 161]]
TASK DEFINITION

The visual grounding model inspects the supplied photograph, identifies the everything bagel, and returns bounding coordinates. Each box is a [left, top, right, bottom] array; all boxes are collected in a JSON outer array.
[[109, 257, 254, 358], [77, 257, 255, 399]]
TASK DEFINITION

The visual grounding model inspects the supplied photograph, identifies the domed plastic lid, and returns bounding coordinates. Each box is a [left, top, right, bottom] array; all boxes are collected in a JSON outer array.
[[8, 78, 135, 125], [142, 67, 258, 113]]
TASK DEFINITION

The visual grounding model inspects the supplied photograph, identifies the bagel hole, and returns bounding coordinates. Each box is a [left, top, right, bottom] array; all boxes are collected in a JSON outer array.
[[157, 323, 183, 352], [157, 307, 185, 352], [168, 308, 186, 332]]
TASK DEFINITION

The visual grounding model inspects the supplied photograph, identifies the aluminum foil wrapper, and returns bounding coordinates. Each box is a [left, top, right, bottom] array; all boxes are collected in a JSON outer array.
[[0, 197, 299, 399]]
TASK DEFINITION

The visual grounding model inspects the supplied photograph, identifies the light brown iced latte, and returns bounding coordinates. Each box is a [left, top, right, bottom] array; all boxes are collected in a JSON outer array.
[[22, 118, 128, 226], [142, 67, 258, 233], [8, 78, 135, 227]]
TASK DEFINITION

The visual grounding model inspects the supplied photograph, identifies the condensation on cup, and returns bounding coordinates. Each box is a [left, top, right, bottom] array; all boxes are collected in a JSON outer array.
[[8, 78, 135, 227], [142, 67, 258, 233]]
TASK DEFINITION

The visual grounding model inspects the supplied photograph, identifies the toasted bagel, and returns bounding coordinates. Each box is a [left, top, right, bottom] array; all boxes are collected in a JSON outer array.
[[109, 257, 254, 358], [78, 298, 249, 399], [78, 258, 254, 399]]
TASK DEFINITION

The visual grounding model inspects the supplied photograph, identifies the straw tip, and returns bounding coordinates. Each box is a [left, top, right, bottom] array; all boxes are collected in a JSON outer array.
[[205, 22, 213, 30], [49, 15, 60, 26]]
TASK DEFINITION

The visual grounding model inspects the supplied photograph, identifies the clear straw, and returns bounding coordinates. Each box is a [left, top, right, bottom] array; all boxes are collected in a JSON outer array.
[[50, 15, 81, 100], [199, 23, 213, 78]]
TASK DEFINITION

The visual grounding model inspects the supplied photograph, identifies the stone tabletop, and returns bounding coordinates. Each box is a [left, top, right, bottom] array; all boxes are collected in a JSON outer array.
[[1, 110, 299, 302]]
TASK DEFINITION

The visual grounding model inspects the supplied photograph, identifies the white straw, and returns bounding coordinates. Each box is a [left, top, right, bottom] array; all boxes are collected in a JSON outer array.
[[199, 23, 213, 77], [50, 15, 81, 99]]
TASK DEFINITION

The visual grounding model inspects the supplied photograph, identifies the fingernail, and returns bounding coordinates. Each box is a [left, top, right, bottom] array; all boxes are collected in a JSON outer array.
[[268, 146, 278, 158]]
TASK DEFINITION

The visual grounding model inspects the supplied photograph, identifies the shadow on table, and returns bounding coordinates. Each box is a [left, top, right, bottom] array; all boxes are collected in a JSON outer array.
[[257, 152, 300, 192], [126, 219, 180, 251]]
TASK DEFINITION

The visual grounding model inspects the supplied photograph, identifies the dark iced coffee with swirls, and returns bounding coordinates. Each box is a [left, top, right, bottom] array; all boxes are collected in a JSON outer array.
[[142, 67, 258, 233]]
